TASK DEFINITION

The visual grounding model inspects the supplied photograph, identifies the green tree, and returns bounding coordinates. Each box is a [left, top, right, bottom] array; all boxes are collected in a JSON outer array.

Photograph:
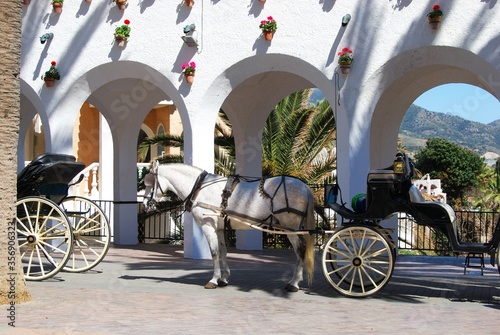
[[414, 138, 484, 206]]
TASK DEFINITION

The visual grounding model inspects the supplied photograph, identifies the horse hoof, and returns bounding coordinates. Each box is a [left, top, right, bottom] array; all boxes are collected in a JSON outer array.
[[285, 284, 299, 292], [217, 279, 228, 287], [204, 282, 218, 289]]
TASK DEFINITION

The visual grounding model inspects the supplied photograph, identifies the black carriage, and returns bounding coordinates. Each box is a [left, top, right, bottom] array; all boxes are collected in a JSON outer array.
[[16, 153, 111, 280], [324, 152, 500, 297]]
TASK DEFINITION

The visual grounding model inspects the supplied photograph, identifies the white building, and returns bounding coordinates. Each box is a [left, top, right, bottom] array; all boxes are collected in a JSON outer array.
[[19, 1, 500, 259]]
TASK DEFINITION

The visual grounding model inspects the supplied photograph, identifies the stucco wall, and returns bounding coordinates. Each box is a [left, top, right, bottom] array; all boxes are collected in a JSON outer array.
[[19, 0, 500, 250]]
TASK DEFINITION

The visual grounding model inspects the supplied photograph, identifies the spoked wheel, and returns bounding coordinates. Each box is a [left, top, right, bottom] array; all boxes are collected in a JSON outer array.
[[60, 196, 111, 273], [322, 224, 394, 297], [15, 197, 73, 281]]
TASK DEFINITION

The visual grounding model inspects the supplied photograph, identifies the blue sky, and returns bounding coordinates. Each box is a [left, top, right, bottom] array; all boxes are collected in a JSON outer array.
[[414, 84, 500, 124]]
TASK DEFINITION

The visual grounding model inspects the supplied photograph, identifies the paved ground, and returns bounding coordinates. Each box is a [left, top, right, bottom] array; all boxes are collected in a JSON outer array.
[[2, 244, 500, 335]]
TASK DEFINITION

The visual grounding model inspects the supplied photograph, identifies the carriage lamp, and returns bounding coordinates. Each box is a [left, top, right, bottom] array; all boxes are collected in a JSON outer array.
[[40, 33, 54, 44], [393, 154, 405, 174]]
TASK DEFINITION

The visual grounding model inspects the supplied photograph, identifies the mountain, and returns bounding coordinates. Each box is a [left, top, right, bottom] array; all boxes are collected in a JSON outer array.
[[309, 89, 500, 156], [400, 105, 500, 156]]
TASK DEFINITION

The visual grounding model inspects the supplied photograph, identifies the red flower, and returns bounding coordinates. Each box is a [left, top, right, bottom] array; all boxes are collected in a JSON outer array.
[[433, 4, 440, 10], [51, 61, 56, 66], [124, 19, 130, 25], [267, 16, 274, 21]]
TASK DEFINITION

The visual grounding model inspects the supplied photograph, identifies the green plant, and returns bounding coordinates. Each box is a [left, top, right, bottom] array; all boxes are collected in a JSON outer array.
[[337, 47, 353, 64], [259, 16, 277, 32], [43, 61, 60, 80], [427, 4, 443, 19], [115, 19, 131, 38], [52, 0, 64, 4]]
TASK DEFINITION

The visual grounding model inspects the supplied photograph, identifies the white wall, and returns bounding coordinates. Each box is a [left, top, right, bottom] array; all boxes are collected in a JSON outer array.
[[19, 0, 500, 256]]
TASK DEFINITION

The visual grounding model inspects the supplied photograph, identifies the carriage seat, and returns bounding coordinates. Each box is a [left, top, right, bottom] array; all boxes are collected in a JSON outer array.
[[408, 185, 456, 226], [367, 169, 396, 185]]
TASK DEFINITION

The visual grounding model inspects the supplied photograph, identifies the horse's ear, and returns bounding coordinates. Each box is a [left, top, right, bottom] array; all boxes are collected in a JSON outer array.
[[152, 160, 159, 173]]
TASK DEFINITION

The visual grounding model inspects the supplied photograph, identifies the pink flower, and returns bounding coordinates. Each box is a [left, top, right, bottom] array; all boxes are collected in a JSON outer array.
[[267, 16, 273, 20], [189, 62, 196, 68]]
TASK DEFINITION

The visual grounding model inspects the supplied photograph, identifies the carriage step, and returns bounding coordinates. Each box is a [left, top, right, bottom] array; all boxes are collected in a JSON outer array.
[[463, 252, 484, 275]]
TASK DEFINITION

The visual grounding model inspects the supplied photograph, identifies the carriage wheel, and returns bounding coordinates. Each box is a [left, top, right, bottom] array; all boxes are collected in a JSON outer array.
[[322, 225, 394, 297], [60, 196, 111, 273], [15, 197, 73, 281]]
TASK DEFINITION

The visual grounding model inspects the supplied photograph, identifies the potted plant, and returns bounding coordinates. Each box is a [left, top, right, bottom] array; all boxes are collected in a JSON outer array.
[[22, 0, 31, 5], [42, 61, 60, 87], [259, 0, 266, 3], [113, 0, 128, 10], [337, 47, 353, 74], [182, 62, 196, 84], [114, 19, 131, 47], [259, 16, 277, 41], [185, 0, 194, 7], [427, 4, 443, 29], [52, 0, 64, 13]]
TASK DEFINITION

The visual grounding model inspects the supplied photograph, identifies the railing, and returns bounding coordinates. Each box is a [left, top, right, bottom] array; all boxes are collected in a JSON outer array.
[[138, 204, 498, 253], [69, 162, 151, 199], [398, 210, 499, 255]]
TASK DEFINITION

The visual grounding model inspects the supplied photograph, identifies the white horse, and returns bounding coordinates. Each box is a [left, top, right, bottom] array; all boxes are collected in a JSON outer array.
[[143, 162, 316, 292]]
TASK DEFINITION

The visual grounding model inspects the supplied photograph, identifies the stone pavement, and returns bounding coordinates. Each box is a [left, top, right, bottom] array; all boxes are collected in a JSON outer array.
[[2, 244, 500, 335]]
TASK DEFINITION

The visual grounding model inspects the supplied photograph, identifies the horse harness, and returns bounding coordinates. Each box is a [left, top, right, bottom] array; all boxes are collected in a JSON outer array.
[[184, 171, 308, 230]]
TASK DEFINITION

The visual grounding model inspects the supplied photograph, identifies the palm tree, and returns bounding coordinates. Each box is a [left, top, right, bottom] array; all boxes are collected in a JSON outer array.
[[137, 133, 184, 164], [471, 163, 500, 211], [0, 1, 31, 304], [262, 89, 336, 184]]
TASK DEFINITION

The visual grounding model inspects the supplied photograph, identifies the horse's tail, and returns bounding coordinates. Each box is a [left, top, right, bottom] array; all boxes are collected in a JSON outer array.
[[304, 190, 316, 285]]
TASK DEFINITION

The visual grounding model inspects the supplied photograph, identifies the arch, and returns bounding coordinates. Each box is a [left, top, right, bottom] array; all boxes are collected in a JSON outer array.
[[19, 79, 50, 171], [369, 46, 500, 168], [201, 54, 338, 174]]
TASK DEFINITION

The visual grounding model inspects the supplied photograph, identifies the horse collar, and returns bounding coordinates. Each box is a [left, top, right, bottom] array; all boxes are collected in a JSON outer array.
[[185, 170, 209, 212]]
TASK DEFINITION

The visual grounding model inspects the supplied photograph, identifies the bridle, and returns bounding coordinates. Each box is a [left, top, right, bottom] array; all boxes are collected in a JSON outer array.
[[145, 171, 166, 210], [145, 169, 209, 213]]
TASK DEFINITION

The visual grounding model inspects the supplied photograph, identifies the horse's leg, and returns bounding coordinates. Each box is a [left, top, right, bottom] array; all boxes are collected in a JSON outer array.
[[285, 234, 306, 292], [216, 227, 230, 287], [200, 219, 222, 289]]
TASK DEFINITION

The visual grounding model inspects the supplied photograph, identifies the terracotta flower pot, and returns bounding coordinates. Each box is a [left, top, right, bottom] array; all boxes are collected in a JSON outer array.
[[338, 62, 352, 74], [114, 35, 128, 47], [116, 0, 127, 10], [428, 16, 442, 30], [263, 31, 274, 41], [185, 73, 194, 84], [185, 0, 194, 7], [52, 3, 63, 13], [44, 78, 55, 87], [23, 0, 30, 5], [259, 0, 266, 3], [85, 0, 92, 3]]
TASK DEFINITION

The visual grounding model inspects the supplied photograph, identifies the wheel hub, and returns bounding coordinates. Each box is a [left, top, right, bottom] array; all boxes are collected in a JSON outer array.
[[27, 234, 38, 244], [352, 256, 363, 267]]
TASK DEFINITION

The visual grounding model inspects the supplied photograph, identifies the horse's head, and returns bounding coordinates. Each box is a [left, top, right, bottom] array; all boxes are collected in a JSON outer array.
[[143, 161, 162, 213]]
